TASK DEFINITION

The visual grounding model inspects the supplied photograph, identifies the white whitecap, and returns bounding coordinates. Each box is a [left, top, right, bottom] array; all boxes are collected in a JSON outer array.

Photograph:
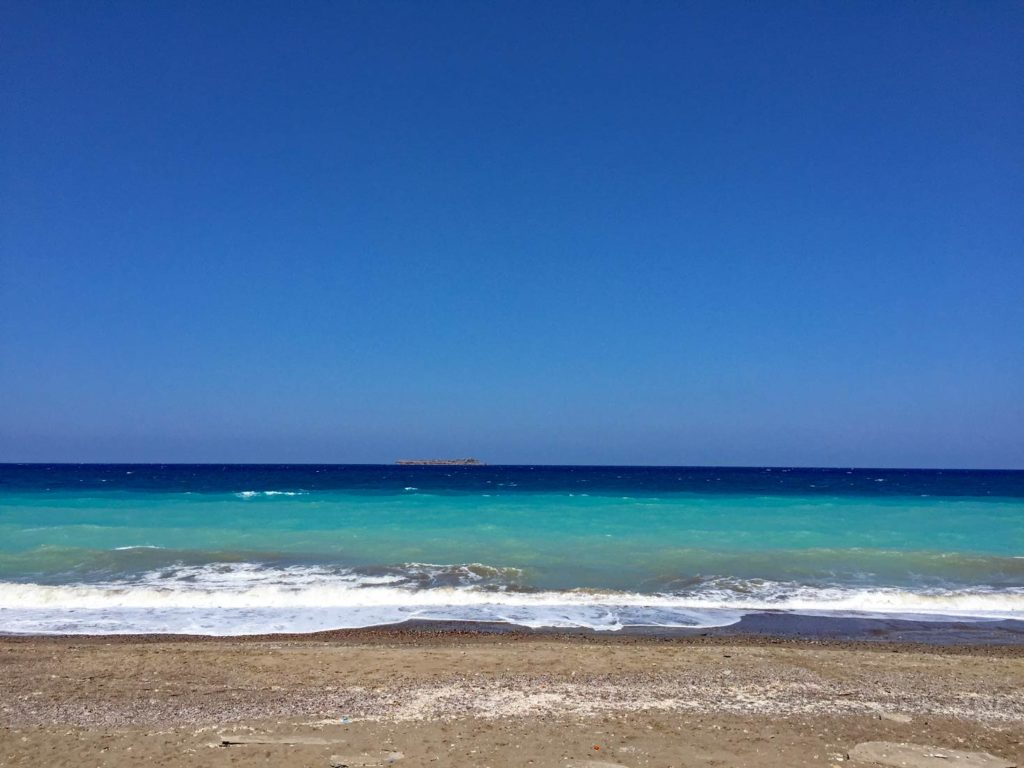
[[234, 490, 307, 498]]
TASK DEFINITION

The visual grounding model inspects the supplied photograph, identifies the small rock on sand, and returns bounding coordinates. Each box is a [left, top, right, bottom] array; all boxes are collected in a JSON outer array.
[[221, 735, 348, 746], [877, 712, 913, 724], [329, 751, 404, 767], [849, 741, 1015, 768]]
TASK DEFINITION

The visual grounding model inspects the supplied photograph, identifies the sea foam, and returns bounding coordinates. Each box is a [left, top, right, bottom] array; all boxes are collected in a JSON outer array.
[[0, 561, 1021, 635]]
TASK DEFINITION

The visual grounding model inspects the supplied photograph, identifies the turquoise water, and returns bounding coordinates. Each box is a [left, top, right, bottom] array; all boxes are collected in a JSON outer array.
[[1, 465, 1022, 633]]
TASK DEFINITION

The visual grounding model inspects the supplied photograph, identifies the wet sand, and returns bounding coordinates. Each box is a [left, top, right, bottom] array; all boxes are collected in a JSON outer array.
[[2, 621, 1023, 767]]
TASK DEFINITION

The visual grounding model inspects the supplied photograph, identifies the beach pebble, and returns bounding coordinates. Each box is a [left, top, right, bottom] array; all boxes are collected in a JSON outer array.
[[877, 712, 913, 723], [221, 734, 347, 746], [849, 741, 1015, 768], [329, 751, 404, 767]]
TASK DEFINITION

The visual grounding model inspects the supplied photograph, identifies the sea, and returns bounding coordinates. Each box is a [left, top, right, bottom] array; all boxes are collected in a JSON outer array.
[[0, 464, 1022, 635]]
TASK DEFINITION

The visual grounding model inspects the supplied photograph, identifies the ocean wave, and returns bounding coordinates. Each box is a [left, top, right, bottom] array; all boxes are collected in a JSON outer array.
[[0, 561, 1021, 635], [234, 491, 308, 498]]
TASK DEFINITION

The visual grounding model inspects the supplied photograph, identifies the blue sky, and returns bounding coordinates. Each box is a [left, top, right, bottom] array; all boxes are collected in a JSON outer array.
[[2, 1, 1022, 467]]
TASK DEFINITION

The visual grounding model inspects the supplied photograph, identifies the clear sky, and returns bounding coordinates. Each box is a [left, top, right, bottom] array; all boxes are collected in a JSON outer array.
[[1, 1, 1022, 468]]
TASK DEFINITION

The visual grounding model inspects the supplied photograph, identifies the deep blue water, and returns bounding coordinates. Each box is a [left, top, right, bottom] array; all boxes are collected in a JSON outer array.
[[4, 463, 1024, 497]]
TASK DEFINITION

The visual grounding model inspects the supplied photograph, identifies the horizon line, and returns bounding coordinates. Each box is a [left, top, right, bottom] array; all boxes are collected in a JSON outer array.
[[1, 461, 1022, 472]]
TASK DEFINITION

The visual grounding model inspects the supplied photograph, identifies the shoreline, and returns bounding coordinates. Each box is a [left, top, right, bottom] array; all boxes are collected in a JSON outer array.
[[4, 613, 1023, 652]]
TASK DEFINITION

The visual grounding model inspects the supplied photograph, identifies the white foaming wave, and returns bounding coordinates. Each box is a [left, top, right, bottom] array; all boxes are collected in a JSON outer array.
[[118, 562, 520, 591], [235, 491, 308, 498], [0, 579, 1020, 615], [0, 563, 1021, 635], [683, 582, 1024, 617], [0, 578, 744, 634]]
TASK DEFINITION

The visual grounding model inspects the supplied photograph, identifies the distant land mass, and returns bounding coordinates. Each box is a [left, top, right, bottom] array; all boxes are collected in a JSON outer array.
[[395, 458, 484, 466]]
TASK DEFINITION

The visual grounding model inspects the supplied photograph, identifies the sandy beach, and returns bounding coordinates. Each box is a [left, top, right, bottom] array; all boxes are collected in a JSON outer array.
[[2, 626, 1022, 767]]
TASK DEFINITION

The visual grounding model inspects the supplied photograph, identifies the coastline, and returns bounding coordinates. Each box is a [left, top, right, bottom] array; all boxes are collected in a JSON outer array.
[[3, 464, 1022, 766], [4, 613, 1024, 649]]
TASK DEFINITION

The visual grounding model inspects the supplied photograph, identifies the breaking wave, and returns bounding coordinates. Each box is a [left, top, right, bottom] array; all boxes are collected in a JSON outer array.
[[0, 561, 1021, 635]]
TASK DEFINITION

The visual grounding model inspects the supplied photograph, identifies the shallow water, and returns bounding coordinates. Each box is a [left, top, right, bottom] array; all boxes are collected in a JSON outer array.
[[1, 464, 1021, 634]]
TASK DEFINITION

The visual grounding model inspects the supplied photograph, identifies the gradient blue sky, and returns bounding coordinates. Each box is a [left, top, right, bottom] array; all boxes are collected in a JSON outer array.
[[2, 1, 1022, 467]]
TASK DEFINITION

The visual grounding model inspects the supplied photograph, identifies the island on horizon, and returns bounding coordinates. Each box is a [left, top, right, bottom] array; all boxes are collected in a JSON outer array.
[[395, 458, 485, 465]]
